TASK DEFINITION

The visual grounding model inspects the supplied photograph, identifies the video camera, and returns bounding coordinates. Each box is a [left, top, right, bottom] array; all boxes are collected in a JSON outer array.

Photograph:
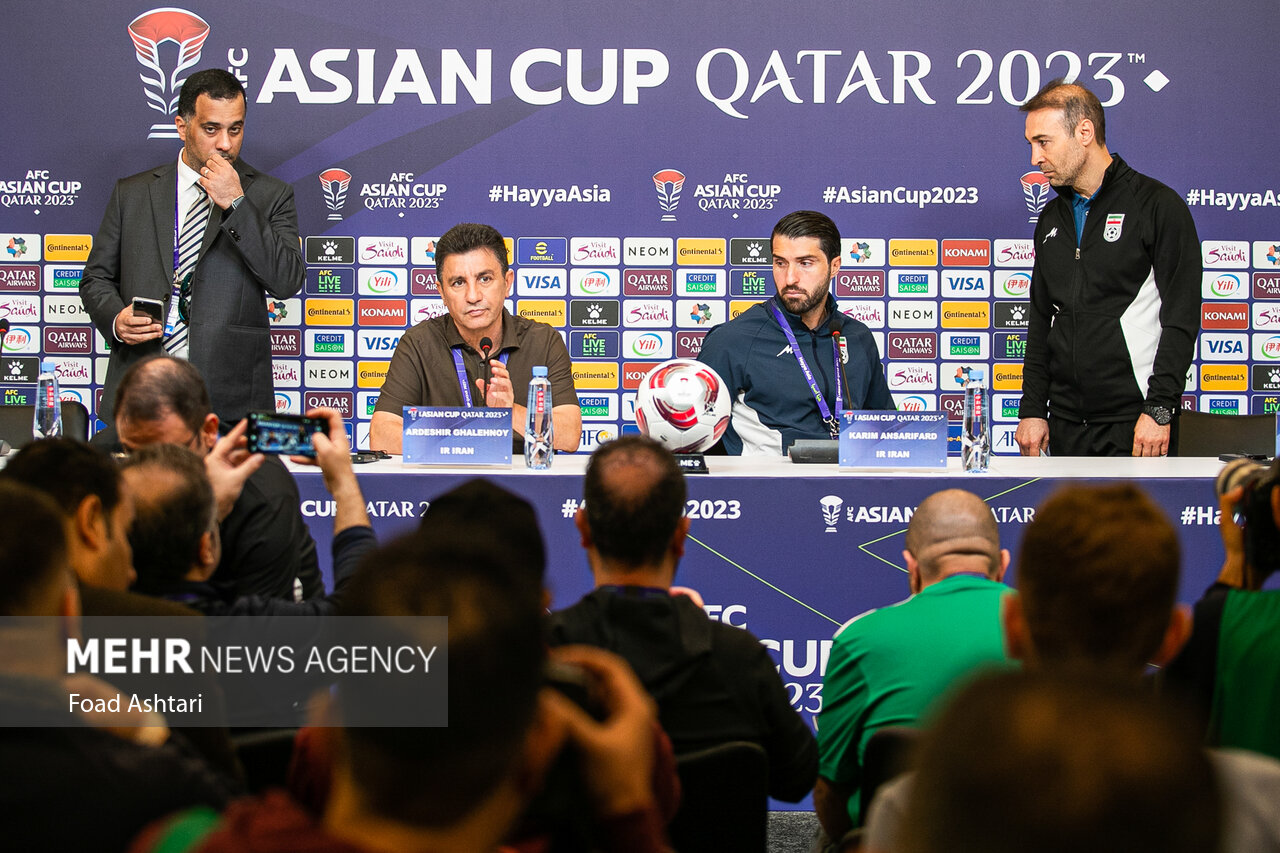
[[1216, 457, 1280, 580]]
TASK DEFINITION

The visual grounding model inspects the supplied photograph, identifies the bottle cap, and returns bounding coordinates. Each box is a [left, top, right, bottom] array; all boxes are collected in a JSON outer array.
[[40, 359, 56, 372], [532, 366, 548, 377], [968, 368, 984, 382]]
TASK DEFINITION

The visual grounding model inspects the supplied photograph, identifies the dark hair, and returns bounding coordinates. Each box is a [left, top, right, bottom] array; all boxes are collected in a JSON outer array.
[[418, 478, 546, 590], [583, 436, 687, 568], [435, 223, 509, 276], [0, 438, 122, 518], [177, 69, 246, 120], [901, 670, 1219, 853], [1017, 484, 1178, 674], [772, 210, 841, 263], [119, 444, 215, 592], [337, 535, 544, 828], [1020, 79, 1107, 145], [0, 482, 68, 616], [114, 355, 211, 435]]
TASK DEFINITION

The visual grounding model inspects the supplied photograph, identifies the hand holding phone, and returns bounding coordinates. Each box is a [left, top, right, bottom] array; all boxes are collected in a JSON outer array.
[[245, 411, 327, 458], [131, 297, 165, 323]]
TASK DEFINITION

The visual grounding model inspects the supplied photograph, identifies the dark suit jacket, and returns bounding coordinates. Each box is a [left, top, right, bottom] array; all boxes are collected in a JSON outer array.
[[80, 157, 304, 425]]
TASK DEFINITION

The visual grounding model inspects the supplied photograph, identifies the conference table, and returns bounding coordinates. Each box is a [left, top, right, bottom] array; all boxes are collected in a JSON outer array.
[[291, 454, 1236, 737]]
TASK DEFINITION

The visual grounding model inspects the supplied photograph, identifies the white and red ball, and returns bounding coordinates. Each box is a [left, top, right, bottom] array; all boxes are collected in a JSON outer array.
[[634, 359, 730, 453]]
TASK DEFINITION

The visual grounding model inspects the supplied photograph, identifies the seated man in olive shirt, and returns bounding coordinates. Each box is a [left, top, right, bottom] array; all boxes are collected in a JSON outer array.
[[369, 222, 580, 454]]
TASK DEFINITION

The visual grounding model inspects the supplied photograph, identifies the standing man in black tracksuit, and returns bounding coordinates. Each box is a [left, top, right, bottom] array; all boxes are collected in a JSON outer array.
[[1014, 81, 1201, 457]]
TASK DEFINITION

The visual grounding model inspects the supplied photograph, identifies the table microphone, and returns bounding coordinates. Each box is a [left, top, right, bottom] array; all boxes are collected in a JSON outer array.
[[479, 337, 493, 402]]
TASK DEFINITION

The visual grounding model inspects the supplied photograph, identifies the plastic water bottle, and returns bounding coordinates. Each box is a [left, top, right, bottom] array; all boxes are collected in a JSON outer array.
[[33, 360, 62, 440], [962, 368, 989, 473], [524, 366, 554, 469]]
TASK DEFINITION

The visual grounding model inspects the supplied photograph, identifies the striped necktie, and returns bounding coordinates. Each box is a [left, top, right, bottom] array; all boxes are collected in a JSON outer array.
[[164, 185, 211, 357]]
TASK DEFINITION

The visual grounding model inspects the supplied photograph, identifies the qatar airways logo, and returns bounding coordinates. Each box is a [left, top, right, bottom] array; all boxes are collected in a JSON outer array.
[[127, 8, 210, 139]]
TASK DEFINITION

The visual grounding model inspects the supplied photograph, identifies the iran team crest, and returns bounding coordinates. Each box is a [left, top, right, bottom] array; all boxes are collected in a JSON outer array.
[[1104, 214, 1125, 243]]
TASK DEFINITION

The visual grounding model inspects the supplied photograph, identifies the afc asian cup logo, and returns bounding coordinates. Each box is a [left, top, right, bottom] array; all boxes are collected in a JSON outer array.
[[819, 495, 843, 533], [1020, 171, 1051, 223], [653, 169, 685, 222], [128, 8, 211, 140], [319, 168, 353, 221]]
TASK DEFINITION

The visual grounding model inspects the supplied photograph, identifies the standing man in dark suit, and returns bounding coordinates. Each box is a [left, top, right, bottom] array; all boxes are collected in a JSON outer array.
[[81, 68, 303, 426]]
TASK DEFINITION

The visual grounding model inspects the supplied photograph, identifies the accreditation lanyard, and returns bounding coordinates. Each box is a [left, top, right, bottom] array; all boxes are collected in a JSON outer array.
[[769, 302, 842, 438], [452, 347, 510, 407]]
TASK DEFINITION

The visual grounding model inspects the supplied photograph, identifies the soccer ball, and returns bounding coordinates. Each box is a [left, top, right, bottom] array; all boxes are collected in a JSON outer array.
[[634, 359, 731, 453]]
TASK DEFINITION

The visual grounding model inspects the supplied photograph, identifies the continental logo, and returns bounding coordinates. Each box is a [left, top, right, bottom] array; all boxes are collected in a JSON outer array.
[[992, 363, 1023, 390], [675, 238, 726, 266], [888, 239, 938, 267], [516, 300, 567, 326], [572, 361, 619, 389], [357, 360, 390, 388], [43, 234, 92, 261], [1201, 365, 1248, 391], [304, 299, 355, 326], [940, 301, 990, 328], [730, 299, 764, 319]]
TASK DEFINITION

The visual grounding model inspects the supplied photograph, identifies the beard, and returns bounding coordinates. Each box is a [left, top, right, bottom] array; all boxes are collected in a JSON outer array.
[[780, 280, 831, 319]]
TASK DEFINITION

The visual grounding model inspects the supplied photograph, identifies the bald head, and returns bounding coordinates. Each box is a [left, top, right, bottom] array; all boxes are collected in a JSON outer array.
[[905, 489, 1003, 585], [582, 436, 687, 569], [114, 354, 212, 436]]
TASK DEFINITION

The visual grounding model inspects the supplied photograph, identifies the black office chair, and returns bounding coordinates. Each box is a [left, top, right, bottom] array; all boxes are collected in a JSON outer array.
[[0, 401, 90, 448], [1176, 410, 1276, 457], [669, 741, 769, 853], [858, 726, 919, 828]]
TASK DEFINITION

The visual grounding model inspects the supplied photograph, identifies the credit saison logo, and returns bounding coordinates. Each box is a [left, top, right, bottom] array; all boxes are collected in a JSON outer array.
[[44, 266, 83, 291], [578, 393, 616, 420], [890, 270, 936, 297], [888, 239, 937, 267], [943, 333, 984, 358], [307, 331, 350, 355], [1205, 396, 1244, 414]]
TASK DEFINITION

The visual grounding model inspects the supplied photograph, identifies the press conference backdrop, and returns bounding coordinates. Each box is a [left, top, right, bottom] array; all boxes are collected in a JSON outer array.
[[2, 0, 1278, 450]]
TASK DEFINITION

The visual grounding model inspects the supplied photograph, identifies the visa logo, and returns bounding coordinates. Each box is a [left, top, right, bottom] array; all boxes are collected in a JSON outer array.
[[1206, 339, 1244, 355], [524, 275, 561, 288], [947, 276, 984, 291]]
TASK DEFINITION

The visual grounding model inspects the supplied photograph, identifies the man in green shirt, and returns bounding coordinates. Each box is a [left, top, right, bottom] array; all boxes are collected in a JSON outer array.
[[814, 489, 1011, 844]]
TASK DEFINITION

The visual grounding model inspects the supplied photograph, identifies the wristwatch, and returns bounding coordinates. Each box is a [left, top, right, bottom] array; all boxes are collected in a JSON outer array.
[[1141, 404, 1174, 425]]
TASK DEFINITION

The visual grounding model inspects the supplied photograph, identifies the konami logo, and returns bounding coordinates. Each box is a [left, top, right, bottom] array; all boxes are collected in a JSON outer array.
[[357, 299, 408, 326], [622, 362, 653, 390], [940, 239, 990, 267], [1202, 303, 1248, 330]]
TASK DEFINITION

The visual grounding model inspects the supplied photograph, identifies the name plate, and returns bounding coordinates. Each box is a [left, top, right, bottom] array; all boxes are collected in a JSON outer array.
[[402, 407, 512, 466], [839, 410, 948, 469]]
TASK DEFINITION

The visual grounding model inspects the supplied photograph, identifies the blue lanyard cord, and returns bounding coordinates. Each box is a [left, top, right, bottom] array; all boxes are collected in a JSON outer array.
[[452, 347, 511, 406], [769, 302, 843, 437]]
